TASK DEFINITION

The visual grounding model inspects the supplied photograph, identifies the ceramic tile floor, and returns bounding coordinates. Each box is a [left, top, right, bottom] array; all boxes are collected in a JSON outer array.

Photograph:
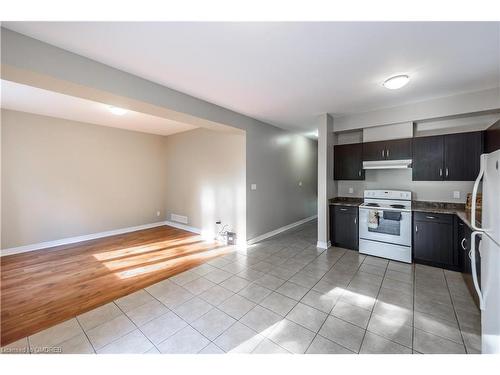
[[1, 221, 481, 354]]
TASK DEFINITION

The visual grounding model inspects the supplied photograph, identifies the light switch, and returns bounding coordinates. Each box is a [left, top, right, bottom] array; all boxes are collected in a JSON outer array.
[[299, 181, 303, 186], [349, 187, 354, 194], [453, 191, 460, 199], [251, 184, 257, 191]]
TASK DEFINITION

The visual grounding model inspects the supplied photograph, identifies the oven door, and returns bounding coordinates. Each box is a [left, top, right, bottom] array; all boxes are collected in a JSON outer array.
[[359, 207, 411, 246]]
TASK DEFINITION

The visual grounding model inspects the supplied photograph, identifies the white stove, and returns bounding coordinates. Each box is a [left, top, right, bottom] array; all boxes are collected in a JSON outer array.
[[358, 190, 412, 263]]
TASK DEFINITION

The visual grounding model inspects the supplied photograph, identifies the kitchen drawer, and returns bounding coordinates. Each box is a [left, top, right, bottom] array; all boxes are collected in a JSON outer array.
[[333, 205, 358, 215], [414, 211, 454, 224]]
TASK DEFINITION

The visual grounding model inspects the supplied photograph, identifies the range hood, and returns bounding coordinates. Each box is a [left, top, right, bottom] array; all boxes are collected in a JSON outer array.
[[363, 159, 412, 170]]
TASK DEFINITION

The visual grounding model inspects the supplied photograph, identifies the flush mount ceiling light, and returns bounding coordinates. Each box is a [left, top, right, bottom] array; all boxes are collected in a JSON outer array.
[[108, 105, 128, 115], [383, 75, 410, 90]]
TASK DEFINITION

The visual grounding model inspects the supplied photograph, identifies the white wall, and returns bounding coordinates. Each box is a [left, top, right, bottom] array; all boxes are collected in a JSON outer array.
[[337, 169, 474, 203], [163, 128, 246, 241], [334, 88, 500, 132], [336, 130, 363, 145], [363, 122, 413, 142], [317, 114, 334, 249]]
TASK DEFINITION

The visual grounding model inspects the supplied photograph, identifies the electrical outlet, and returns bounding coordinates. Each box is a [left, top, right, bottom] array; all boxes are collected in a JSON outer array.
[[251, 183, 257, 190], [348, 187, 354, 194], [453, 191, 460, 199], [156, 211, 161, 217]]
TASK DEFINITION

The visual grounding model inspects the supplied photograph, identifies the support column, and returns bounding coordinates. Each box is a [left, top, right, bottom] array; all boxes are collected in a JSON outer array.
[[317, 114, 335, 249]]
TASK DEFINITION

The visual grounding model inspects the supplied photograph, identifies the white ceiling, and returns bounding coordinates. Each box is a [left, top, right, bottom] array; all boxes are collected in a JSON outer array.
[[0, 80, 198, 136], [4, 22, 500, 132]]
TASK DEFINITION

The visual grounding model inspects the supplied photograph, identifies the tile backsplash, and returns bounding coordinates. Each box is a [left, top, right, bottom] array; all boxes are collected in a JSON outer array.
[[337, 168, 475, 203]]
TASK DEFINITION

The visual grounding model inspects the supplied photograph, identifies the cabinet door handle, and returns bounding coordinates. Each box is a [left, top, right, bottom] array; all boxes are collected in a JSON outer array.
[[445, 168, 449, 177], [461, 238, 467, 250], [382, 149, 385, 158], [426, 216, 436, 219], [340, 208, 348, 211], [470, 231, 485, 310], [386, 149, 390, 158], [354, 218, 357, 224], [415, 225, 418, 233], [439, 168, 443, 177], [358, 170, 361, 177]]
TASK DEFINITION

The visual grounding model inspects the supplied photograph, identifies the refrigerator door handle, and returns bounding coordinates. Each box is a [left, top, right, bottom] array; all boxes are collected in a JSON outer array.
[[471, 155, 485, 231], [470, 231, 485, 310]]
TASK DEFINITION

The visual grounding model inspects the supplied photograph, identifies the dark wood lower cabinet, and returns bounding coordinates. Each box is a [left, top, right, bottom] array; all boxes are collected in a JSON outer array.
[[413, 212, 460, 270], [330, 205, 358, 250], [457, 218, 482, 308], [457, 220, 471, 272], [459, 221, 481, 274]]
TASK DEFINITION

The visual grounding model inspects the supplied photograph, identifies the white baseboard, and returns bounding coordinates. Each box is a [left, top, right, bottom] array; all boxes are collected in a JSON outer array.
[[164, 220, 201, 235], [316, 240, 332, 250], [1, 220, 202, 257], [2, 215, 319, 256], [247, 215, 317, 245]]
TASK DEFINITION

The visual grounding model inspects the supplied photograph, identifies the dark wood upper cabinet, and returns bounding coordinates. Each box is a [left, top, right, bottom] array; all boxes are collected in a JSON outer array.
[[363, 138, 412, 161], [412, 135, 444, 181], [362, 140, 387, 161], [444, 131, 483, 181], [385, 138, 412, 160], [412, 131, 483, 181], [485, 120, 500, 153], [333, 131, 482, 182], [334, 143, 364, 180]]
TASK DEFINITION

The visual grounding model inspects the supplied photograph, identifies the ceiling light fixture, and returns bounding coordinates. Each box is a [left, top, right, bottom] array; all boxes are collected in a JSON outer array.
[[383, 75, 410, 90], [108, 106, 128, 115]]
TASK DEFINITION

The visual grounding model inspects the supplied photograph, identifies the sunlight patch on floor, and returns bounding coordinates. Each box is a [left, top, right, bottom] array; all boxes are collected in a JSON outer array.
[[113, 244, 234, 279], [92, 237, 198, 261]]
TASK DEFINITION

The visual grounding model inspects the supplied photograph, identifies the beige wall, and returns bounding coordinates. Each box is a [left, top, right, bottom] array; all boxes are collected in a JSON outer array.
[[163, 128, 246, 241], [1, 110, 247, 249], [2, 107, 315, 249], [1, 109, 168, 248], [2, 29, 318, 242]]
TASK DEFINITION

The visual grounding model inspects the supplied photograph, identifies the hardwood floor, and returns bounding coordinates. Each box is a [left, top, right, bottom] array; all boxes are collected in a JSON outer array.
[[0, 225, 230, 346]]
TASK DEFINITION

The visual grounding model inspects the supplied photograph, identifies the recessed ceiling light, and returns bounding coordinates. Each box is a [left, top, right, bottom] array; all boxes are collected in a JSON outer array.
[[383, 75, 410, 90], [108, 106, 128, 115]]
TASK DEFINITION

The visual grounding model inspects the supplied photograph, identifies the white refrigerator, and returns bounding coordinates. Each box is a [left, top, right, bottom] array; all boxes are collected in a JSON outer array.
[[470, 148, 500, 354]]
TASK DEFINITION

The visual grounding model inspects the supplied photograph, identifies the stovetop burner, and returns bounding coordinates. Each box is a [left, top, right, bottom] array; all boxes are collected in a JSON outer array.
[[365, 203, 380, 207], [390, 204, 405, 209]]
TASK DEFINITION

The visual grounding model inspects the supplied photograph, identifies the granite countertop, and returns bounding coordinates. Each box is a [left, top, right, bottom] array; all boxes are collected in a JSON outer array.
[[411, 201, 466, 215], [329, 198, 480, 229], [329, 197, 363, 207], [412, 201, 479, 229]]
